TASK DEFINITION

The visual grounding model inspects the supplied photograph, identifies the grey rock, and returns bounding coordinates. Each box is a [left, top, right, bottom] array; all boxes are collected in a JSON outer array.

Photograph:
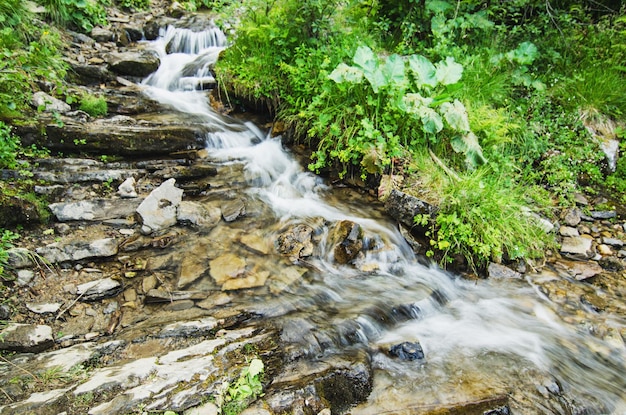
[[602, 237, 624, 247], [16, 269, 36, 287], [558, 226, 580, 237], [590, 210, 616, 220], [0, 304, 11, 320], [26, 303, 62, 314], [49, 199, 143, 221], [554, 259, 603, 281], [35, 168, 137, 184], [76, 277, 123, 301], [221, 198, 246, 222], [6, 248, 34, 269], [0, 323, 54, 353], [137, 178, 184, 234], [32, 92, 71, 114], [36, 238, 118, 263], [388, 341, 425, 361], [144, 289, 206, 303], [91, 27, 115, 42], [560, 236, 594, 259], [184, 402, 219, 415], [117, 177, 138, 198], [487, 263, 522, 279], [384, 189, 434, 229], [107, 50, 160, 77], [70, 63, 114, 84], [600, 137, 619, 172], [563, 208, 582, 226]]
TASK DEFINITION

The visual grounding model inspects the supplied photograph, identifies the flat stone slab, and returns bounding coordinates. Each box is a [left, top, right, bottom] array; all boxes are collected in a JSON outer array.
[[77, 277, 123, 301], [0, 323, 54, 353], [560, 236, 594, 259], [49, 199, 143, 221], [37, 238, 119, 263]]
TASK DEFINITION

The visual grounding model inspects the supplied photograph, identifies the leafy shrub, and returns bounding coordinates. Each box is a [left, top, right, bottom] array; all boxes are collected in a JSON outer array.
[[79, 94, 108, 117], [222, 358, 264, 415], [118, 0, 150, 10], [0, 122, 19, 170], [36, 0, 108, 33]]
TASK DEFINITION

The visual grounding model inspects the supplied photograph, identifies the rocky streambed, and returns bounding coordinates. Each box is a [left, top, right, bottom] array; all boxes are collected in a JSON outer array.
[[1, 4, 626, 415]]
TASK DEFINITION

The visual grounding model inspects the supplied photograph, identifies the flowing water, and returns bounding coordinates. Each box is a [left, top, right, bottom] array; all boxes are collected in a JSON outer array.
[[142, 24, 626, 414]]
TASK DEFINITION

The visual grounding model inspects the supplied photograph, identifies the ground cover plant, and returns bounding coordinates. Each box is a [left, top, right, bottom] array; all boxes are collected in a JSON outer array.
[[215, 0, 626, 272]]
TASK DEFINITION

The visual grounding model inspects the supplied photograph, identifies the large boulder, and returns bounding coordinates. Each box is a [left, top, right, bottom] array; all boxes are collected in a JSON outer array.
[[384, 189, 435, 229], [0, 323, 54, 353], [107, 50, 160, 77]]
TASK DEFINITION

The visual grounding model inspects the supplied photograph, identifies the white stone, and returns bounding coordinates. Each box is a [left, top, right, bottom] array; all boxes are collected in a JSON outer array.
[[32, 91, 71, 114], [117, 177, 138, 198], [136, 178, 183, 234]]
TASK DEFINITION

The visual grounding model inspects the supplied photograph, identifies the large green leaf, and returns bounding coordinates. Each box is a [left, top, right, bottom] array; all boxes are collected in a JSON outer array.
[[440, 99, 470, 132], [435, 56, 463, 85], [450, 132, 487, 168], [419, 107, 444, 134], [328, 63, 364, 84], [382, 54, 407, 90], [353, 45, 377, 74], [408, 55, 437, 88], [365, 67, 387, 93], [401, 93, 433, 112]]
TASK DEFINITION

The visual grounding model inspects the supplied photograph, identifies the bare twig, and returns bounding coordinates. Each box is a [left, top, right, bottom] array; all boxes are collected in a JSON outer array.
[[55, 290, 85, 321], [428, 148, 460, 182]]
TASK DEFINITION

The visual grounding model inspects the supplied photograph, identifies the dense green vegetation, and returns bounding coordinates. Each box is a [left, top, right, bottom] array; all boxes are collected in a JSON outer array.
[[214, 0, 626, 271]]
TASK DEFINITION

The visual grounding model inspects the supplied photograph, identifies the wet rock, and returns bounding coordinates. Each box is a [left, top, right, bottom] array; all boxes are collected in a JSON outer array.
[[553, 259, 603, 281], [137, 178, 184, 234], [221, 198, 246, 222], [144, 20, 160, 41], [384, 189, 434, 229], [332, 220, 363, 265], [120, 25, 143, 44], [32, 91, 71, 114], [239, 232, 271, 255], [276, 224, 315, 262], [177, 201, 221, 228], [117, 177, 138, 198], [388, 341, 425, 361], [37, 238, 118, 263], [70, 63, 114, 84], [598, 256, 624, 272], [267, 352, 372, 415], [0, 323, 54, 353], [222, 269, 270, 291], [209, 253, 246, 285], [107, 50, 160, 77], [49, 199, 143, 221], [487, 263, 522, 279], [77, 277, 123, 301], [581, 292, 607, 312], [158, 317, 218, 338], [178, 254, 209, 289], [560, 236, 594, 259]]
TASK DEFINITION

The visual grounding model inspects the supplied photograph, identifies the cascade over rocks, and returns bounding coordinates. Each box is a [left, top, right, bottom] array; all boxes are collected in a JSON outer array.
[[3, 4, 626, 415]]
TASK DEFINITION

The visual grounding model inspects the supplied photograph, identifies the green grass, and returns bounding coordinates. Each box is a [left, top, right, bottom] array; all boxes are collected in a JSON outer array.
[[79, 94, 108, 117]]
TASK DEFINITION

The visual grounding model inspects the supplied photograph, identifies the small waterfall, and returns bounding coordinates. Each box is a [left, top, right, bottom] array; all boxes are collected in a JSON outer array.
[[141, 24, 626, 414]]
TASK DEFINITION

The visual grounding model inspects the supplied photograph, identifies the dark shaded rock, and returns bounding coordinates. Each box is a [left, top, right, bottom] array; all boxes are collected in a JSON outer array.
[[154, 164, 218, 180], [331, 220, 363, 264], [599, 256, 624, 272], [144, 21, 160, 40], [77, 277, 124, 301], [0, 304, 11, 320], [120, 25, 143, 44], [384, 189, 435, 229], [0, 323, 54, 353], [70, 63, 114, 85], [0, 195, 42, 227], [107, 50, 160, 77], [91, 27, 115, 42], [16, 118, 206, 156], [388, 341, 425, 361]]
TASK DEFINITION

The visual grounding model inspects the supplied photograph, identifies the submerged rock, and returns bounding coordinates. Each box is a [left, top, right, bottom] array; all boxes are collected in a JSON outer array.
[[276, 224, 315, 262], [332, 220, 363, 265]]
